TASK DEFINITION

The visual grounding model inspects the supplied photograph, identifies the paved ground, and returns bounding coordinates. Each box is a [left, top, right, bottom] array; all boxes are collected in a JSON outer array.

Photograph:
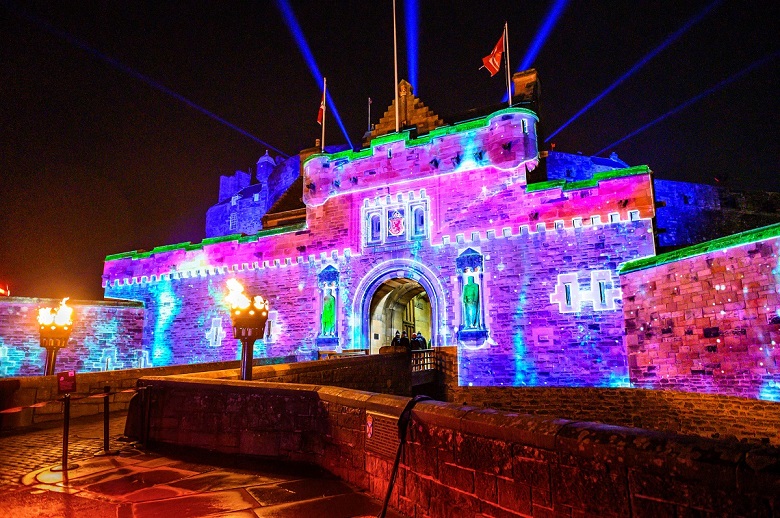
[[0, 413, 405, 517]]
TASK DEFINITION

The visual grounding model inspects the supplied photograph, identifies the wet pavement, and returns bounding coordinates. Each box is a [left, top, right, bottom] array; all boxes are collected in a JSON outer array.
[[0, 413, 405, 517]]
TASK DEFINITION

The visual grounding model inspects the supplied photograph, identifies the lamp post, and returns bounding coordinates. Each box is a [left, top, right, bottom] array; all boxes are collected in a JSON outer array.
[[225, 279, 269, 381], [37, 298, 74, 376]]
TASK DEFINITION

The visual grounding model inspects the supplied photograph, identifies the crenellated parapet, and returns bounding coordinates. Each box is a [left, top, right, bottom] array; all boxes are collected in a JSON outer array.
[[302, 108, 540, 207]]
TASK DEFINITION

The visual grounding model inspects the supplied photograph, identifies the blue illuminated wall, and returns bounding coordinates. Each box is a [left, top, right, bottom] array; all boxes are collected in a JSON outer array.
[[0, 298, 144, 377]]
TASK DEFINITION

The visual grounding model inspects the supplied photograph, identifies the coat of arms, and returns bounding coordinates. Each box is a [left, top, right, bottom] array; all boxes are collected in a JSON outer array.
[[387, 210, 405, 237]]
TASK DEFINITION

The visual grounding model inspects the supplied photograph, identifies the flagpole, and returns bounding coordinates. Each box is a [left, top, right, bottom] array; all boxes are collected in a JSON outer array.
[[504, 22, 511, 107], [393, 0, 399, 133], [321, 77, 327, 152], [368, 97, 372, 133]]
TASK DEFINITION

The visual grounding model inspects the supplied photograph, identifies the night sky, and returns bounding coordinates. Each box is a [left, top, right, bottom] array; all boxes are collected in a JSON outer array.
[[1, 1, 777, 300]]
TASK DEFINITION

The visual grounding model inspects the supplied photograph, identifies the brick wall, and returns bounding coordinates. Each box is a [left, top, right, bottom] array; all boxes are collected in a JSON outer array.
[[435, 346, 780, 445], [0, 297, 144, 377], [136, 374, 780, 517], [621, 226, 780, 401]]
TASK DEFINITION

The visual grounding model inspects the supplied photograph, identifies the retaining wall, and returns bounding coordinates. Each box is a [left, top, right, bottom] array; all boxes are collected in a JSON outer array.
[[436, 346, 780, 445], [0, 356, 296, 431], [135, 374, 780, 517]]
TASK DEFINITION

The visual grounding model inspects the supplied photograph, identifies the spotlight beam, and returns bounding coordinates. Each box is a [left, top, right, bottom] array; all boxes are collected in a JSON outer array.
[[405, 0, 419, 92], [274, 0, 353, 149], [546, 0, 722, 143], [3, 1, 290, 157], [595, 52, 779, 156], [502, 0, 568, 103], [518, 0, 568, 72]]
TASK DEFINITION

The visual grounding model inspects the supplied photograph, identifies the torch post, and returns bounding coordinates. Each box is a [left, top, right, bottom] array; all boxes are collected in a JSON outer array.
[[226, 280, 269, 382], [38, 299, 74, 377]]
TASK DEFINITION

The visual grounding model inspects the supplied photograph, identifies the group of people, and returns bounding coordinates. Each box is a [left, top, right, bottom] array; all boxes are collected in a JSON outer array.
[[391, 330, 428, 351]]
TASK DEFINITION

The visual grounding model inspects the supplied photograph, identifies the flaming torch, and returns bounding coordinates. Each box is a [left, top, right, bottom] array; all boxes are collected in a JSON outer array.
[[225, 279, 269, 381], [37, 298, 75, 376]]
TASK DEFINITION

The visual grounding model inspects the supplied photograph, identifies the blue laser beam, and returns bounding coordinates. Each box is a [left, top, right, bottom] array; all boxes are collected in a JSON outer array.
[[503, 0, 568, 103], [405, 0, 419, 93], [519, 0, 568, 72], [595, 52, 779, 155], [274, 0, 352, 148], [546, 0, 722, 143], [2, 1, 289, 157]]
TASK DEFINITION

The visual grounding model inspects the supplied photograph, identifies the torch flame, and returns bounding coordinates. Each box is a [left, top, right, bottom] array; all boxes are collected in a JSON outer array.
[[225, 279, 251, 310], [37, 298, 74, 327]]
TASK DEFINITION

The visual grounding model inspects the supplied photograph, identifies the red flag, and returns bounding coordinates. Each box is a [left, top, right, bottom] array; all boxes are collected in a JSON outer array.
[[482, 32, 505, 76], [317, 90, 325, 125]]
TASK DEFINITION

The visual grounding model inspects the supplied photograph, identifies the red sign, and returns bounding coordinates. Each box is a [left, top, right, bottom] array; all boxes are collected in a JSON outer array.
[[57, 371, 76, 394]]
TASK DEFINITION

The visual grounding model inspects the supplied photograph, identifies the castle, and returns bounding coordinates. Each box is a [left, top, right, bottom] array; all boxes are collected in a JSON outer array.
[[101, 71, 780, 389]]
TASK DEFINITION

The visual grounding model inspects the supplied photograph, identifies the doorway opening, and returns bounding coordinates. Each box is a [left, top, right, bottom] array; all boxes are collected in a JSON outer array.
[[368, 278, 432, 354]]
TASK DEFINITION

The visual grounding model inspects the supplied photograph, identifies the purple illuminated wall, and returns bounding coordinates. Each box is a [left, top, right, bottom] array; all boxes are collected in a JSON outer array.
[[621, 223, 780, 401], [104, 108, 657, 387], [0, 298, 144, 377]]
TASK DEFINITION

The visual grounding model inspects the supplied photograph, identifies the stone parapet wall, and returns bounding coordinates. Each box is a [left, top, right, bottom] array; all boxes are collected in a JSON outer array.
[[435, 346, 780, 445], [179, 352, 412, 397], [0, 357, 294, 431], [136, 375, 780, 517]]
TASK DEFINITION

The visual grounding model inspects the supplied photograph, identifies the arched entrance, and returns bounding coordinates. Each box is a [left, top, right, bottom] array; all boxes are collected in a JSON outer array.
[[368, 278, 431, 354], [352, 259, 447, 353]]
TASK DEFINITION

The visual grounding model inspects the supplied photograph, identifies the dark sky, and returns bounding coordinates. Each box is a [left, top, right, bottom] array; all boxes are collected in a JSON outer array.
[[1, 0, 778, 300]]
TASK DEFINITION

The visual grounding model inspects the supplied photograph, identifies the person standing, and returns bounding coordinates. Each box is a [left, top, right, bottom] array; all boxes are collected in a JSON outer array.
[[400, 331, 411, 351], [416, 331, 427, 349], [391, 330, 401, 348]]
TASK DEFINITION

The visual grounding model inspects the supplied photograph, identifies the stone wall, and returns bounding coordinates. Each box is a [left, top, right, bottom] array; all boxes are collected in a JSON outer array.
[[621, 224, 780, 401], [435, 346, 780, 445], [0, 297, 144, 377], [0, 357, 296, 431], [654, 180, 780, 248], [178, 352, 412, 397], [136, 375, 780, 517]]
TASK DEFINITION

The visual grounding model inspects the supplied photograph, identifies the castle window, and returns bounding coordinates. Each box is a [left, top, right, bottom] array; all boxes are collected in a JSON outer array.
[[229, 212, 237, 230], [370, 214, 381, 242], [564, 283, 573, 307], [413, 207, 426, 236], [231, 195, 239, 206], [629, 210, 640, 221], [253, 193, 260, 202], [522, 119, 528, 133]]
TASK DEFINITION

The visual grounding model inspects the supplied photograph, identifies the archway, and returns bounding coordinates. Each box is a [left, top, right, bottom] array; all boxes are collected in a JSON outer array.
[[351, 259, 447, 353], [368, 278, 432, 354]]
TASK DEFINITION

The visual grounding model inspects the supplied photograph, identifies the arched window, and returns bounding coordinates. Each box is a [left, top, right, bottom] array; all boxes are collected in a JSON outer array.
[[370, 214, 381, 242], [413, 207, 425, 236]]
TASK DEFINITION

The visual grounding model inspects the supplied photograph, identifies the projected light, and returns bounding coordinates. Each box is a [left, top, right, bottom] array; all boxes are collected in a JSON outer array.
[[546, 0, 722, 142], [596, 51, 778, 155], [503, 0, 569, 103], [275, 0, 353, 147], [405, 0, 419, 93], [7, 3, 288, 157]]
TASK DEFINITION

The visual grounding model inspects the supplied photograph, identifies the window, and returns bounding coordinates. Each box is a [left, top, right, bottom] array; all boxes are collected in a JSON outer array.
[[413, 207, 425, 236], [370, 214, 381, 242], [521, 119, 528, 133], [564, 283, 572, 307], [231, 195, 240, 206], [229, 212, 237, 230], [253, 193, 260, 202], [598, 281, 607, 306]]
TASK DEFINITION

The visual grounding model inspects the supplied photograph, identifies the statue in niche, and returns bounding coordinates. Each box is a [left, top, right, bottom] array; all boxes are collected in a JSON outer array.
[[462, 276, 480, 329], [321, 288, 336, 336]]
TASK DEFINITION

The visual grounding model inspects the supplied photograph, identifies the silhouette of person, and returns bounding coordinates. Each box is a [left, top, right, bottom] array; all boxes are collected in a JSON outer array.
[[400, 331, 411, 351], [391, 330, 401, 348]]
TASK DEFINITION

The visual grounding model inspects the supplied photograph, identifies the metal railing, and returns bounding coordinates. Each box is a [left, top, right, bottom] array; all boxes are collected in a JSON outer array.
[[411, 349, 437, 372]]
